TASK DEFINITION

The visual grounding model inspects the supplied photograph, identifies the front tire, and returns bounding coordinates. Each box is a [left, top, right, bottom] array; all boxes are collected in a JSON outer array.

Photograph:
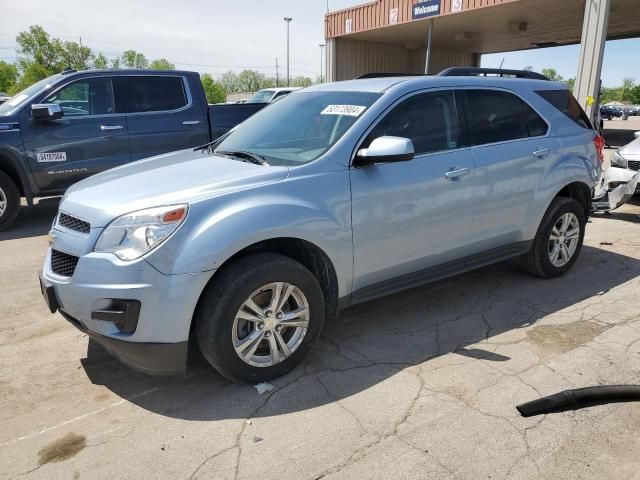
[[522, 197, 586, 278], [195, 253, 325, 383], [0, 171, 20, 232]]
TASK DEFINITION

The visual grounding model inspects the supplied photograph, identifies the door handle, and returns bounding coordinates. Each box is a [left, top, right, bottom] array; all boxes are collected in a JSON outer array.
[[183, 120, 201, 125], [445, 167, 471, 180], [100, 125, 123, 131], [533, 148, 551, 158]]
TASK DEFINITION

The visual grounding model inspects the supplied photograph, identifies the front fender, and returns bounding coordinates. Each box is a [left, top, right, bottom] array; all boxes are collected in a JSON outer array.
[[145, 172, 353, 297]]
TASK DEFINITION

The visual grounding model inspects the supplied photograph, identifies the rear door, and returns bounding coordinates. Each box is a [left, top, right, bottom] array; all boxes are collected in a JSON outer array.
[[461, 88, 559, 253], [21, 76, 130, 191], [115, 75, 209, 160]]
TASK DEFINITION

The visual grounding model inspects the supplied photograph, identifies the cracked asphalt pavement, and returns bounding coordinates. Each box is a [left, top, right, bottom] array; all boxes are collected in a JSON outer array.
[[2, 160, 640, 479]]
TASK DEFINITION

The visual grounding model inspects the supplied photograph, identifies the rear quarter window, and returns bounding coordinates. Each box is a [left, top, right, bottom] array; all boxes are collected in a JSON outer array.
[[535, 89, 592, 129]]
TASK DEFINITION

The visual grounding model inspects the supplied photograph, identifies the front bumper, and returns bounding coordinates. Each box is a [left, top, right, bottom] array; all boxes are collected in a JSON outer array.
[[41, 239, 214, 375], [593, 166, 639, 212]]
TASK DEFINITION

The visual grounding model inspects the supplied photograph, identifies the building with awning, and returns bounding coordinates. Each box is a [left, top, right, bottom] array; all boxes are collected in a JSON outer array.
[[324, 0, 640, 119]]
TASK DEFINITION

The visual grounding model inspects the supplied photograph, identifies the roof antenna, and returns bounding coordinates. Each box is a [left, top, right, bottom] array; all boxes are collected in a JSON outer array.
[[499, 57, 506, 69]]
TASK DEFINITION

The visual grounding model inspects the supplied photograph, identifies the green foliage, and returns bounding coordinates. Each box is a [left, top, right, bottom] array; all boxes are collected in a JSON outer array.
[[93, 53, 109, 69], [121, 50, 149, 69], [541, 68, 563, 82], [0, 61, 18, 93], [11, 62, 50, 93], [290, 76, 313, 88], [236, 70, 268, 92], [16, 25, 62, 73], [201, 73, 226, 103], [149, 58, 175, 70]]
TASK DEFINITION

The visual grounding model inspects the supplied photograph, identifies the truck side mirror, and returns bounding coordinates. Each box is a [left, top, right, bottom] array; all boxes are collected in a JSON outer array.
[[634, 131, 640, 139], [31, 103, 63, 121]]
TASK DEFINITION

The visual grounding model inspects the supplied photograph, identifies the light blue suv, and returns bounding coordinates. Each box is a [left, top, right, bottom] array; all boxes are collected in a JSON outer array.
[[40, 69, 603, 382]]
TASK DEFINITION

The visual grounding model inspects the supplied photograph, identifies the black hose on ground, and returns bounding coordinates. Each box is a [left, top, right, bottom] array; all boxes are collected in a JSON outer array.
[[516, 385, 640, 417]]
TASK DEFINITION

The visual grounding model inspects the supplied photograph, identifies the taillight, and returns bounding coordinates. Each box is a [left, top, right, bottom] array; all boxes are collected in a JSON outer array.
[[594, 134, 605, 165]]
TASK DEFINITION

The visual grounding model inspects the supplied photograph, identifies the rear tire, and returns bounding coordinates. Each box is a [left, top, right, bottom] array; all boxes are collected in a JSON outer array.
[[521, 197, 586, 278], [0, 171, 20, 232], [195, 253, 325, 383]]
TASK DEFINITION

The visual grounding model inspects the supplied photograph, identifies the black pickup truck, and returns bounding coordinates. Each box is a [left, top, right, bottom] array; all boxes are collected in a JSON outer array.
[[0, 69, 267, 230]]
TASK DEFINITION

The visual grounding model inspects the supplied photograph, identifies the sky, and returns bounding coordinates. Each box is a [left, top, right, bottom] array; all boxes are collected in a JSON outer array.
[[1, 0, 638, 87]]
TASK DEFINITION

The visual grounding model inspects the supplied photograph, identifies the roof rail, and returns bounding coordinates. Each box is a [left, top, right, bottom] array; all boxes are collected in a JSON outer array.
[[61, 67, 77, 75], [357, 72, 425, 79], [438, 67, 549, 81]]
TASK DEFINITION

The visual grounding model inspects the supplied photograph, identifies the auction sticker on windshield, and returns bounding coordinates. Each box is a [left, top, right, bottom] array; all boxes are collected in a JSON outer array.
[[37, 152, 67, 163], [321, 105, 367, 117]]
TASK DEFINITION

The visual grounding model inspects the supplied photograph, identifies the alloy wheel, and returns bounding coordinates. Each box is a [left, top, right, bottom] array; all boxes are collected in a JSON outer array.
[[0, 187, 6, 218], [232, 282, 310, 367], [548, 212, 580, 267]]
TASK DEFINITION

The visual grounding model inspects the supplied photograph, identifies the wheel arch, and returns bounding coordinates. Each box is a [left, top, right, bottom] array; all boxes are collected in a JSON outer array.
[[0, 149, 32, 204], [188, 236, 341, 348]]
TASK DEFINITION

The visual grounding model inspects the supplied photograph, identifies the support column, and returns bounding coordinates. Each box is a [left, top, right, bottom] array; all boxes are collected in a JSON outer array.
[[574, 0, 610, 123], [424, 19, 433, 74], [326, 38, 337, 82]]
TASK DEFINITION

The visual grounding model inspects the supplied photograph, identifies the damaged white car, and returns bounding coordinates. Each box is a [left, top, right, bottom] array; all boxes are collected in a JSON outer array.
[[593, 131, 640, 212]]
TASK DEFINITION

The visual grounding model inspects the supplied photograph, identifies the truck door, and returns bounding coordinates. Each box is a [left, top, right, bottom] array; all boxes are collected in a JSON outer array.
[[20, 76, 131, 192], [114, 75, 209, 160]]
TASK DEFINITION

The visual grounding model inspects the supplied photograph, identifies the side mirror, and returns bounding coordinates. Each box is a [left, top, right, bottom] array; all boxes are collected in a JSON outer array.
[[354, 136, 415, 167], [31, 103, 63, 121], [634, 131, 640, 139]]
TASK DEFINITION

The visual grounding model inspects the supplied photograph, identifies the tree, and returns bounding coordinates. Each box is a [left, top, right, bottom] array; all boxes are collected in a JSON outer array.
[[201, 74, 226, 103], [236, 69, 267, 92], [149, 58, 175, 70], [59, 40, 93, 70], [15, 25, 63, 73], [93, 53, 109, 69], [541, 68, 563, 82], [109, 57, 121, 69], [220, 71, 239, 93], [0, 61, 18, 93], [629, 85, 640, 105], [121, 50, 148, 69], [290, 76, 313, 88], [11, 62, 50, 93], [621, 77, 636, 101], [565, 77, 575, 92]]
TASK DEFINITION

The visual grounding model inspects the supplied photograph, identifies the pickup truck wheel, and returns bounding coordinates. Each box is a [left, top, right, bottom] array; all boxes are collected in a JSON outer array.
[[0, 172, 20, 231], [521, 197, 586, 278], [195, 253, 325, 383]]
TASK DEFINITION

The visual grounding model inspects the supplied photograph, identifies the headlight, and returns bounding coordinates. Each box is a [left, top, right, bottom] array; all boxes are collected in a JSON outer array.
[[94, 205, 188, 261], [610, 151, 627, 169]]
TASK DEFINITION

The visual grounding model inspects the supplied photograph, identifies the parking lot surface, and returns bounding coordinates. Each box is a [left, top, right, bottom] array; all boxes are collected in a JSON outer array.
[[2, 136, 640, 480]]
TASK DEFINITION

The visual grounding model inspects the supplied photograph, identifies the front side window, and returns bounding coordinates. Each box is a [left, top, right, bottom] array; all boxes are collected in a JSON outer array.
[[465, 90, 530, 146], [364, 90, 459, 155], [215, 91, 381, 166], [115, 76, 187, 113], [247, 90, 275, 103], [44, 78, 115, 116]]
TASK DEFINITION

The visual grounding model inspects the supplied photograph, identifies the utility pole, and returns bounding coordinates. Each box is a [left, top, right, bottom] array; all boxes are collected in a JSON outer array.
[[275, 57, 279, 87], [319, 43, 326, 83], [284, 17, 292, 87]]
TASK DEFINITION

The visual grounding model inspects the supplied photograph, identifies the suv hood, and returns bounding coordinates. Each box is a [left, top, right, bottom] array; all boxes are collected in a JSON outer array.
[[62, 148, 289, 227], [620, 137, 640, 160]]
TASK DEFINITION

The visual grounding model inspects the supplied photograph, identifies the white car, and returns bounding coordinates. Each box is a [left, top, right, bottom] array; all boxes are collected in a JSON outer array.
[[246, 87, 302, 104], [593, 131, 640, 211]]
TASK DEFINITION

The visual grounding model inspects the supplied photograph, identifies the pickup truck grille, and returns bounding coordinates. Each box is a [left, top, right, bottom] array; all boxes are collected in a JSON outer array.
[[58, 212, 90, 234], [51, 250, 79, 277], [628, 160, 640, 171]]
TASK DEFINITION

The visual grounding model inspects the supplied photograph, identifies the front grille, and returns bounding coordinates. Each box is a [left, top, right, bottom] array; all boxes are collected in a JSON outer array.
[[628, 160, 640, 171], [50, 249, 79, 277], [58, 212, 90, 234]]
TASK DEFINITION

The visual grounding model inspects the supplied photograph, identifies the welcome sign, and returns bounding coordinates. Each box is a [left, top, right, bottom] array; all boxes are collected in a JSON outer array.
[[412, 0, 440, 19]]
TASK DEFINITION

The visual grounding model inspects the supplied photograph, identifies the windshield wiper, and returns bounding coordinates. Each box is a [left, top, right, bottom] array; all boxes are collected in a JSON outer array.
[[215, 150, 269, 166]]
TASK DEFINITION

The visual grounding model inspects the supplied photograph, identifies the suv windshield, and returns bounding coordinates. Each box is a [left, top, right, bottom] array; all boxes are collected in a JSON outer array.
[[0, 74, 61, 115], [247, 89, 275, 103], [215, 91, 381, 166]]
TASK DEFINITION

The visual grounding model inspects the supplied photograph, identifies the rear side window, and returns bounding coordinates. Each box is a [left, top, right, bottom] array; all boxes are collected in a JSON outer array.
[[365, 90, 459, 155], [114, 76, 188, 113], [465, 90, 529, 145], [535, 89, 592, 129], [524, 103, 548, 137]]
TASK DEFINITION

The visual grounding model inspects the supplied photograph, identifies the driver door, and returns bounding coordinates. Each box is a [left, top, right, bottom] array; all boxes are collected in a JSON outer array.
[[349, 89, 476, 298], [21, 76, 131, 192]]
